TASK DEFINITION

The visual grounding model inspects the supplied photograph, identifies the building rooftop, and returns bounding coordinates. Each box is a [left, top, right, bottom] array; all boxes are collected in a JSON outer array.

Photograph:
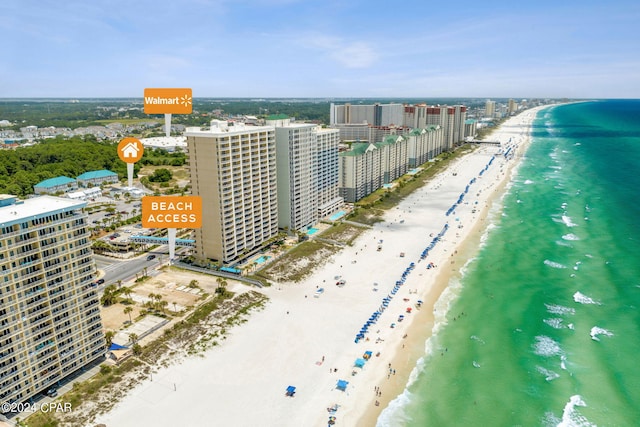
[[185, 121, 274, 136], [266, 114, 289, 120], [34, 176, 76, 188], [340, 142, 378, 156], [76, 169, 118, 180], [0, 195, 86, 227], [140, 136, 187, 149]]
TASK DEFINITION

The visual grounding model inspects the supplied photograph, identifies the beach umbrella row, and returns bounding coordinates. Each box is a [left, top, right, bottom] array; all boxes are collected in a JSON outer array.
[[355, 259, 419, 343], [420, 223, 449, 261], [448, 156, 497, 216]]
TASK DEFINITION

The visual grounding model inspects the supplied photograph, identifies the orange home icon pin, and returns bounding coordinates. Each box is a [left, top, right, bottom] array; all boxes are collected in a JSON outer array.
[[117, 137, 144, 163]]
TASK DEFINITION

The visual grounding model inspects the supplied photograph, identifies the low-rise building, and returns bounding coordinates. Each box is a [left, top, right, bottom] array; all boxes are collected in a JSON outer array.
[[33, 176, 77, 195], [76, 170, 119, 188]]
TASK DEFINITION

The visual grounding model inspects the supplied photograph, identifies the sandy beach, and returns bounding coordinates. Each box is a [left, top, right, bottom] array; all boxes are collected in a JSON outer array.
[[93, 107, 547, 427]]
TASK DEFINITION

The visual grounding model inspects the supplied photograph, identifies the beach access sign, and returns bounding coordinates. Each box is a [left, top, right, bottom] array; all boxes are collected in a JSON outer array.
[[141, 196, 202, 228], [143, 88, 193, 114]]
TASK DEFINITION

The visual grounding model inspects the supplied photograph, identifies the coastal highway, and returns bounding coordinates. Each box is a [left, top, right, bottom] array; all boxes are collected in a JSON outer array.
[[94, 254, 161, 286]]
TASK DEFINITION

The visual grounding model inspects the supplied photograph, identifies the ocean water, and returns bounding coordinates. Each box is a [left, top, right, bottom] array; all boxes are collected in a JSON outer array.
[[378, 100, 640, 426]]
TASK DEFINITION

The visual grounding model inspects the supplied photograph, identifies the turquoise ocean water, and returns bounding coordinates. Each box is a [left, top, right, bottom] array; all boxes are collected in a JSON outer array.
[[378, 100, 640, 426]]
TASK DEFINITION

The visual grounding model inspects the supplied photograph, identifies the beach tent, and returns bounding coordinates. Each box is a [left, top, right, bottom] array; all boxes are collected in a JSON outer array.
[[354, 358, 366, 368], [285, 385, 296, 397], [336, 380, 349, 391], [109, 343, 129, 351]]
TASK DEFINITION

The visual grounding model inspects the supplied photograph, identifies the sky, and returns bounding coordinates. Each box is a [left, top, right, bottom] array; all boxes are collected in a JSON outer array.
[[2, 0, 640, 99]]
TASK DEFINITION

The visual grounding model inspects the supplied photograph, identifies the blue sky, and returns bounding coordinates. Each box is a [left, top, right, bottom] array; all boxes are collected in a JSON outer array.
[[2, 0, 639, 98]]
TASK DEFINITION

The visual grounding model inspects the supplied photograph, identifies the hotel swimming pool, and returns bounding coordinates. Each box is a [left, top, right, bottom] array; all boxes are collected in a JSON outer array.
[[255, 255, 270, 264], [328, 210, 346, 221], [307, 227, 319, 236]]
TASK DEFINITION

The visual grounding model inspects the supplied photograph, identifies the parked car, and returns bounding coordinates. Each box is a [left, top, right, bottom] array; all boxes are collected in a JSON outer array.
[[96, 279, 105, 285], [46, 387, 58, 397], [147, 255, 156, 261]]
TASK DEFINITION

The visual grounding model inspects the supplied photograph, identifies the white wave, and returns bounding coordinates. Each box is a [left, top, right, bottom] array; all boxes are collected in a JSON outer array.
[[472, 361, 481, 368], [562, 233, 580, 241], [376, 388, 414, 427], [458, 256, 477, 277], [479, 223, 498, 245], [536, 365, 560, 381], [562, 215, 578, 227], [470, 335, 485, 345], [545, 260, 567, 269], [573, 292, 600, 305], [544, 318, 564, 329], [561, 355, 567, 370], [533, 335, 563, 357], [524, 179, 534, 185], [590, 326, 613, 341], [557, 395, 596, 427], [545, 303, 576, 316]]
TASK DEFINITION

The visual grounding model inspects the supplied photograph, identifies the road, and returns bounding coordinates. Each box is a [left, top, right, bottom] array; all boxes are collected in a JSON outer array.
[[94, 254, 163, 286]]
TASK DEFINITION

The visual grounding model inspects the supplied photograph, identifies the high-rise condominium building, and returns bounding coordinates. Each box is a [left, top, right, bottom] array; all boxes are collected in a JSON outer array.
[[485, 100, 496, 118], [268, 116, 343, 231], [0, 195, 104, 406], [185, 121, 278, 263], [330, 103, 404, 127], [270, 118, 318, 231], [426, 106, 467, 150], [314, 127, 343, 219]]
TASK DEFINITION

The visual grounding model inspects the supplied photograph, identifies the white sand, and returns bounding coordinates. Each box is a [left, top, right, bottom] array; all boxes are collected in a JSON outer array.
[[93, 107, 547, 427]]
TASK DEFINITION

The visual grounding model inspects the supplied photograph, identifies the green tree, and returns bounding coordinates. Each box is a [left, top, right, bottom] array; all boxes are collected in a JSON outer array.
[[148, 168, 172, 183], [124, 306, 133, 324], [100, 284, 118, 306], [128, 333, 138, 345], [104, 330, 116, 347]]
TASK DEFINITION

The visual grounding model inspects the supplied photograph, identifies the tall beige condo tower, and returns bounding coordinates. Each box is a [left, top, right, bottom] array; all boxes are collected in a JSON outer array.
[[0, 195, 104, 406], [485, 100, 496, 118], [186, 121, 278, 263]]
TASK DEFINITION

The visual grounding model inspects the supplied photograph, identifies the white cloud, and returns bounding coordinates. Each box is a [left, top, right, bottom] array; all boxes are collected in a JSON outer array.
[[302, 34, 379, 69]]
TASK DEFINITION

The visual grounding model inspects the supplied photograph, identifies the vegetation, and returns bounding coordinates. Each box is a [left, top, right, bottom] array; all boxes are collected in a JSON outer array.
[[0, 136, 129, 196], [139, 147, 185, 167], [147, 168, 173, 183], [25, 288, 268, 427], [0, 137, 188, 197]]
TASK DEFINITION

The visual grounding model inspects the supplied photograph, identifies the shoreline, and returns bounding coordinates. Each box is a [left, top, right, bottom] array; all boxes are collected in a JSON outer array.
[[355, 106, 547, 426], [93, 107, 550, 427]]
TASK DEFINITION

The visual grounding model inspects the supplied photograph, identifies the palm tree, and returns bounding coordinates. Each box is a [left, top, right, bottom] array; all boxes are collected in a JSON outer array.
[[215, 277, 228, 295], [159, 299, 168, 314], [100, 284, 118, 306], [121, 286, 132, 300], [105, 330, 116, 347], [128, 332, 138, 345], [123, 306, 133, 324]]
